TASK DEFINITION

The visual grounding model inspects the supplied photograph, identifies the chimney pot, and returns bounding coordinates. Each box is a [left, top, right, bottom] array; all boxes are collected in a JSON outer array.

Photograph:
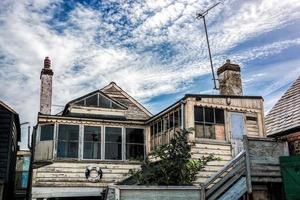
[[44, 57, 51, 68]]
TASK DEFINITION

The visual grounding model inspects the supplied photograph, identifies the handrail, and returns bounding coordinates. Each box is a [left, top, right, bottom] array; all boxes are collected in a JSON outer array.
[[200, 150, 247, 200], [203, 150, 246, 187]]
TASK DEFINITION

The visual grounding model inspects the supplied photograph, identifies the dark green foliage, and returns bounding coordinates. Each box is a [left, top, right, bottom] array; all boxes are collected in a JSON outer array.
[[128, 129, 218, 185]]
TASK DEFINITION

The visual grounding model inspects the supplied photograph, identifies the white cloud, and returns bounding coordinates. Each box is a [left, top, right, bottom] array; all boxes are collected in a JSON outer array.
[[0, 0, 300, 150]]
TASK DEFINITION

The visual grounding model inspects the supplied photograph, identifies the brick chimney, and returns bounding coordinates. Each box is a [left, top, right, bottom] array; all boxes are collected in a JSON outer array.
[[40, 57, 53, 114], [217, 59, 243, 96]]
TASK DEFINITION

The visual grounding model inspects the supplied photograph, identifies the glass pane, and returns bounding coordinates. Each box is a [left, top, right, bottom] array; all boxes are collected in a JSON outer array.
[[154, 123, 157, 135], [157, 120, 162, 133], [126, 128, 144, 143], [85, 94, 98, 107], [57, 141, 66, 157], [215, 109, 225, 124], [84, 142, 101, 159], [170, 113, 174, 128], [111, 102, 121, 109], [105, 143, 122, 160], [99, 95, 111, 108], [179, 108, 182, 126], [75, 100, 85, 106], [126, 144, 144, 160], [84, 126, 101, 142], [194, 106, 204, 122], [40, 124, 54, 141], [195, 123, 205, 138], [105, 127, 122, 142], [57, 124, 79, 158], [58, 124, 79, 141], [205, 108, 214, 123], [67, 142, 78, 158], [174, 111, 179, 127]]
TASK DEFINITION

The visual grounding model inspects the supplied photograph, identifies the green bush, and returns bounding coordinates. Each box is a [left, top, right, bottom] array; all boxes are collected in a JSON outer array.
[[128, 129, 218, 185]]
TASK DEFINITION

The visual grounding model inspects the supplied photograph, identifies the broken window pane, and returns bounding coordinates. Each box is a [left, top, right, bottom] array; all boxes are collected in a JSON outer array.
[[194, 106, 225, 140], [40, 124, 54, 141], [126, 128, 144, 160], [105, 127, 122, 160], [83, 126, 101, 159], [85, 94, 98, 107], [57, 124, 79, 158]]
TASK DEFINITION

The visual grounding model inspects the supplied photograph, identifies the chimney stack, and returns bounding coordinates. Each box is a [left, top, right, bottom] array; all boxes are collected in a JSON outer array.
[[217, 59, 243, 96], [40, 57, 53, 114]]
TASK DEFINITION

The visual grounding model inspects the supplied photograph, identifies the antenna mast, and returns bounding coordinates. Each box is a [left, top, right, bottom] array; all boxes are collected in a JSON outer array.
[[196, 2, 220, 90]]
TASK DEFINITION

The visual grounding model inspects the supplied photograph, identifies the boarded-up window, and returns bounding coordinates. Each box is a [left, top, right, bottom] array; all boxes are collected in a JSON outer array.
[[105, 127, 122, 160], [126, 128, 144, 160], [83, 126, 101, 159], [194, 106, 225, 140], [40, 124, 54, 141], [57, 124, 79, 158]]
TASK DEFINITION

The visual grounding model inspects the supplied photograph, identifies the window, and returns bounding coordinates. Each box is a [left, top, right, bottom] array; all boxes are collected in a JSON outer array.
[[40, 124, 54, 141], [85, 95, 98, 107], [126, 128, 144, 160], [174, 111, 179, 127], [170, 112, 174, 128], [105, 127, 122, 160], [57, 124, 79, 158], [83, 126, 101, 159], [194, 106, 225, 140], [74, 93, 123, 109]]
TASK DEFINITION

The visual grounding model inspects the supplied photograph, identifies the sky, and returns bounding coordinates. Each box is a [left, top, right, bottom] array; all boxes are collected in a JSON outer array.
[[0, 0, 300, 149]]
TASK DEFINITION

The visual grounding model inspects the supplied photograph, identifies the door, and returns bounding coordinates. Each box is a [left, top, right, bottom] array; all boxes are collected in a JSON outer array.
[[230, 112, 246, 156]]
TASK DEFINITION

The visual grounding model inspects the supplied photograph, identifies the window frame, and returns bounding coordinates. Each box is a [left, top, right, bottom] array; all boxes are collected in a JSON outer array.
[[104, 125, 124, 161], [56, 123, 80, 159], [125, 128, 145, 161], [194, 106, 226, 140], [82, 125, 103, 161]]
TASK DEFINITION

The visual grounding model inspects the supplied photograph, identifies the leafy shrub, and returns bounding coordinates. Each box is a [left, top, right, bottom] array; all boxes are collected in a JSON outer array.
[[127, 129, 218, 185]]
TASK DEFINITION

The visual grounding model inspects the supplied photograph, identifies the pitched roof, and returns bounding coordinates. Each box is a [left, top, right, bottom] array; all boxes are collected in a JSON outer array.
[[61, 82, 152, 120], [101, 82, 152, 118], [265, 76, 300, 136]]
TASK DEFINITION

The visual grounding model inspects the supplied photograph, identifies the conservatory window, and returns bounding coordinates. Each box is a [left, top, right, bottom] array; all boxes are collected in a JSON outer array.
[[57, 124, 79, 158]]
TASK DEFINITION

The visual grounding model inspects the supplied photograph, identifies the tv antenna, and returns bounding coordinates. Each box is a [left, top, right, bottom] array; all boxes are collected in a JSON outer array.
[[196, 2, 220, 90]]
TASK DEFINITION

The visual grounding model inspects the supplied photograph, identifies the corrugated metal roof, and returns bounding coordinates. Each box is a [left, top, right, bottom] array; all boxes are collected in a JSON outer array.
[[265, 76, 300, 136]]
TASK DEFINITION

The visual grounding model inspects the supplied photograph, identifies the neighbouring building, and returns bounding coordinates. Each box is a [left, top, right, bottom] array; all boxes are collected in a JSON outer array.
[[266, 76, 300, 154], [30, 57, 287, 199], [15, 150, 31, 200], [0, 101, 21, 200]]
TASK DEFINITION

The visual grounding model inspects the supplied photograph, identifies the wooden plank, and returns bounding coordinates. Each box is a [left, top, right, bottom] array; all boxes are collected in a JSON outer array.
[[217, 177, 247, 200]]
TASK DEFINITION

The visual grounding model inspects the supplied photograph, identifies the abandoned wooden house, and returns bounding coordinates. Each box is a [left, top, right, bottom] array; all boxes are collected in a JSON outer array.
[[0, 101, 21, 200], [30, 58, 288, 199]]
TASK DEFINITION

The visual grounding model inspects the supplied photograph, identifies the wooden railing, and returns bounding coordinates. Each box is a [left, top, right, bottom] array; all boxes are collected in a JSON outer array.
[[200, 149, 251, 200]]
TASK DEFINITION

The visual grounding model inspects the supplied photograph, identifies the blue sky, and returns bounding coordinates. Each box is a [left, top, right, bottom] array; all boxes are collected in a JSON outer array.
[[0, 0, 300, 149]]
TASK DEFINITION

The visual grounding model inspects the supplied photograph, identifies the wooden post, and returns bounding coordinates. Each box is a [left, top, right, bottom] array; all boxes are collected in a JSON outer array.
[[243, 135, 252, 194], [200, 184, 205, 200]]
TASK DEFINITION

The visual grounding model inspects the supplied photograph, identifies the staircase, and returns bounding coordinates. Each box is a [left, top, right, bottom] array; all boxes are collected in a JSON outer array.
[[200, 150, 251, 200]]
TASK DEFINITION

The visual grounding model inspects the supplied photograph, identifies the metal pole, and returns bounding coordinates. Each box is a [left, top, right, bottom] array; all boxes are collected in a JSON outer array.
[[202, 16, 217, 90]]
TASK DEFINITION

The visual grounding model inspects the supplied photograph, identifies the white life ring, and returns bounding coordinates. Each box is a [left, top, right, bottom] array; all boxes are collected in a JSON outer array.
[[85, 166, 103, 182]]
